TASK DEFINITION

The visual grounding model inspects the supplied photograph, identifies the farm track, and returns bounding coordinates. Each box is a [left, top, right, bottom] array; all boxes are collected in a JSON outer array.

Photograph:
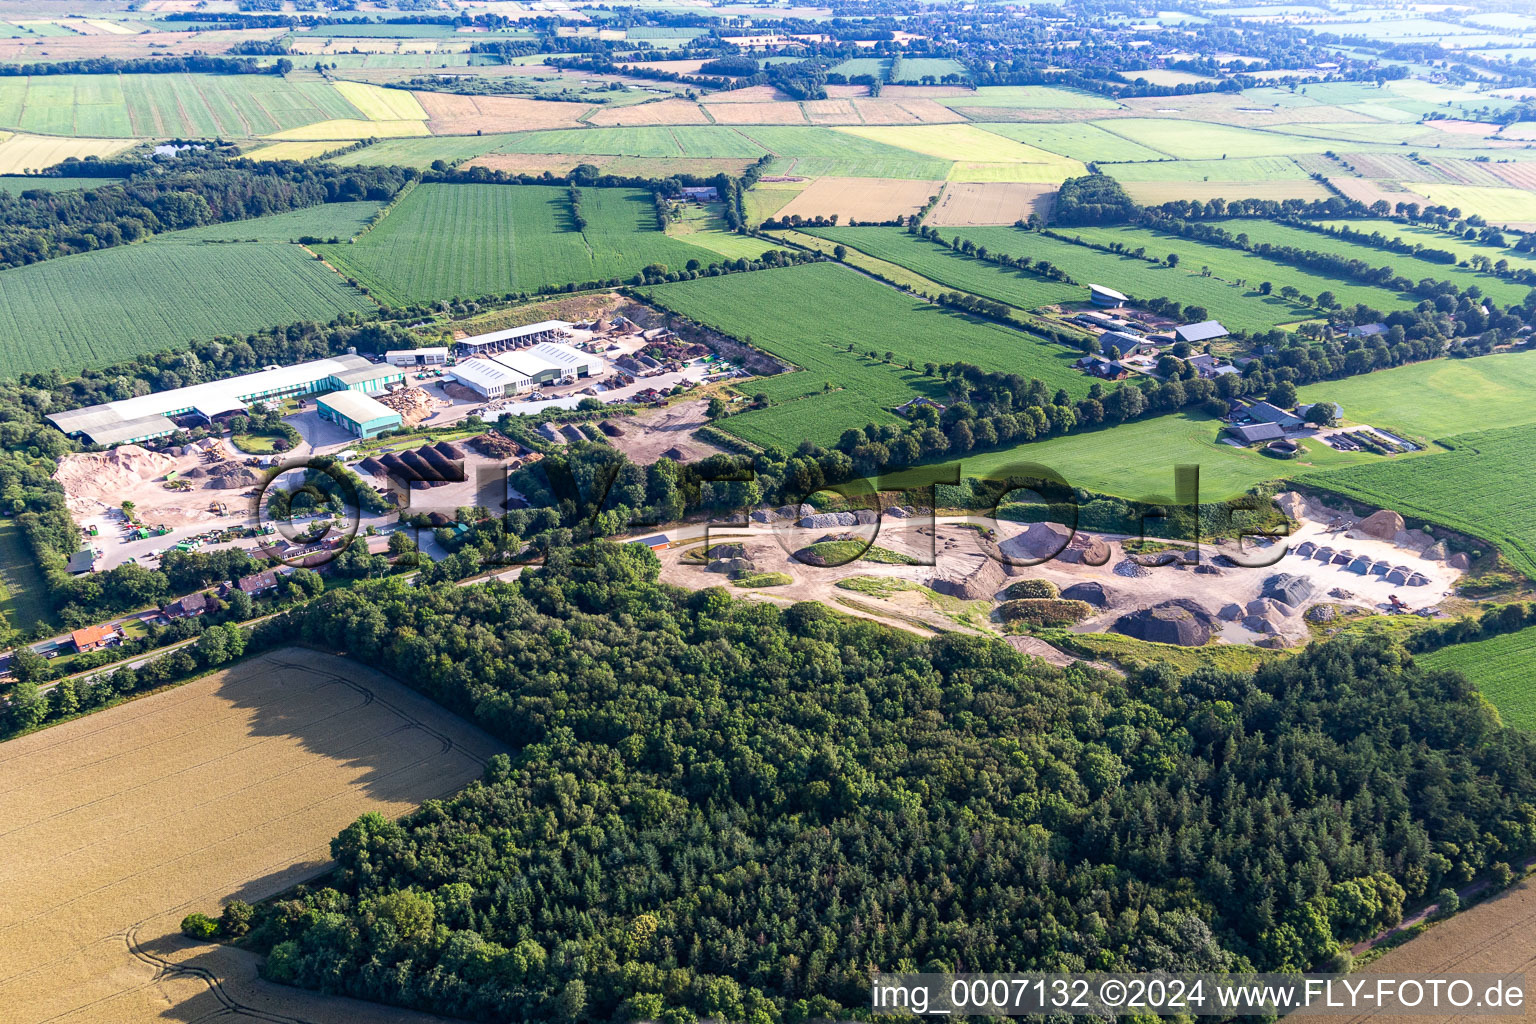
[[0, 649, 503, 1024]]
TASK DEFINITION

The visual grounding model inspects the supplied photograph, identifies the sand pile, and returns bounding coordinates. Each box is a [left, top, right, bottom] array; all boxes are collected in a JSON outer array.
[[1356, 509, 1405, 540], [1004, 521, 1071, 562], [1113, 599, 1217, 646], [206, 462, 264, 490], [55, 445, 178, 502]]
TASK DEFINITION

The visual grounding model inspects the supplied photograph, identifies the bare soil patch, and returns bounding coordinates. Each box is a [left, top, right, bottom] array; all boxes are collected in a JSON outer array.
[[776, 176, 942, 222], [0, 649, 501, 1023], [607, 399, 728, 463], [414, 91, 591, 133], [859, 97, 967, 124], [702, 101, 809, 124], [702, 85, 792, 103], [1485, 161, 1536, 191], [927, 182, 1055, 225], [1328, 176, 1433, 209]]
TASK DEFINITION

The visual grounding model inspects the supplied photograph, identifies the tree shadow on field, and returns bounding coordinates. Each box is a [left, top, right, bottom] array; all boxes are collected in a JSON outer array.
[[203, 647, 504, 808], [138, 928, 457, 1024]]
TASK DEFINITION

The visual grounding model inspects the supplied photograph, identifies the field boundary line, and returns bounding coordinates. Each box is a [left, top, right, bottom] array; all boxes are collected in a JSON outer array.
[[1091, 119, 1178, 159]]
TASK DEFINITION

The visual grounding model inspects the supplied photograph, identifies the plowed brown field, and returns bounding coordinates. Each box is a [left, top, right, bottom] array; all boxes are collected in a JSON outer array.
[[0, 648, 502, 1024]]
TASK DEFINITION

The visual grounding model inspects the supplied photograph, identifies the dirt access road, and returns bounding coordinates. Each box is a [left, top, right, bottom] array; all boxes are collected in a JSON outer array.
[[0, 649, 502, 1024], [1340, 876, 1536, 1024]]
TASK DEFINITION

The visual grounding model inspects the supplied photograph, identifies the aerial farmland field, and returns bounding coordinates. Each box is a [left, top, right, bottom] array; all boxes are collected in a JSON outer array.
[[976, 122, 1169, 163], [1055, 224, 1419, 314], [1295, 351, 1536, 442], [643, 261, 1089, 445], [0, 235, 375, 376], [1311, 217, 1536, 276], [1100, 156, 1311, 181], [836, 124, 1087, 182], [0, 650, 501, 1024], [950, 408, 1385, 500], [317, 183, 717, 305], [1211, 218, 1534, 305], [806, 226, 1083, 309], [1300, 423, 1536, 579], [1421, 625, 1536, 731], [817, 225, 1321, 330], [938, 85, 1121, 110], [0, 131, 134, 173]]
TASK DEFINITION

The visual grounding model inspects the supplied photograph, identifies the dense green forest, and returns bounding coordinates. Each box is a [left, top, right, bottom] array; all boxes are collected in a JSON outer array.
[[233, 542, 1536, 1023]]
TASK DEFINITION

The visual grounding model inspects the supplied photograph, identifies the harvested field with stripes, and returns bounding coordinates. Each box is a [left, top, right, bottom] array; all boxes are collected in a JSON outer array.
[[775, 176, 941, 222], [0, 649, 502, 1024], [414, 90, 590, 133], [926, 182, 1055, 225]]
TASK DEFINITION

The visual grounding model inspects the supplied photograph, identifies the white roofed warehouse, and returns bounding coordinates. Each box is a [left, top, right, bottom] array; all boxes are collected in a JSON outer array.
[[316, 391, 403, 439], [47, 355, 406, 447], [450, 359, 533, 399], [453, 321, 572, 357]]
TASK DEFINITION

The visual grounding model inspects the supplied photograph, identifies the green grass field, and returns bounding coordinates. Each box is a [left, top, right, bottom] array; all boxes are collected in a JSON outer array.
[[828, 225, 1321, 331], [940, 85, 1120, 110], [1295, 350, 1536, 442], [0, 237, 374, 376], [1312, 218, 1536, 277], [805, 227, 1083, 309], [0, 73, 367, 138], [0, 174, 122, 192], [950, 409, 1384, 501], [1300, 423, 1536, 578], [328, 134, 516, 168], [828, 57, 889, 80], [492, 125, 768, 159], [1210, 218, 1532, 305], [1088, 118, 1352, 159], [0, 517, 53, 635], [1055, 224, 1418, 315], [643, 262, 1089, 446], [490, 125, 955, 178], [163, 201, 383, 242], [317, 184, 718, 305], [891, 57, 968, 83], [1420, 625, 1536, 730], [976, 122, 1169, 163], [1100, 156, 1311, 182]]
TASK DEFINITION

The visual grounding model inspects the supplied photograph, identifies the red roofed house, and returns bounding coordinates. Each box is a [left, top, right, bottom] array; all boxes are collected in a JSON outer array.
[[71, 623, 119, 653]]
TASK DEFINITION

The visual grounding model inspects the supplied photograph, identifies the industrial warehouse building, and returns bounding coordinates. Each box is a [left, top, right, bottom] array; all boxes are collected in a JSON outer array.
[[450, 342, 600, 399], [385, 347, 450, 367], [317, 391, 403, 438], [453, 321, 572, 357], [48, 355, 406, 446], [450, 359, 534, 399]]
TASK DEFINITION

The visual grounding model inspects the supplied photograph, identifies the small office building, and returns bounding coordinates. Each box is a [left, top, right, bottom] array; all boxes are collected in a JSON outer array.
[[386, 347, 450, 367], [316, 391, 402, 439]]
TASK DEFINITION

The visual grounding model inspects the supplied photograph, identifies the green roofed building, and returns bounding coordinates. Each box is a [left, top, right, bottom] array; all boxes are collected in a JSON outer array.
[[316, 391, 402, 439]]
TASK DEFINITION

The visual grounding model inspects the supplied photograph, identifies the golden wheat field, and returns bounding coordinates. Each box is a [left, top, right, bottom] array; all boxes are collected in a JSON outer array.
[[776, 176, 942, 222], [927, 181, 1056, 225], [1339, 878, 1536, 1024], [0, 648, 502, 1024]]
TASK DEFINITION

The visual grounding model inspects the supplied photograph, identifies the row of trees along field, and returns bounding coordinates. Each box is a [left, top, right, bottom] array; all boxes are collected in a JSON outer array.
[[0, 154, 410, 269], [220, 543, 1536, 1023]]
